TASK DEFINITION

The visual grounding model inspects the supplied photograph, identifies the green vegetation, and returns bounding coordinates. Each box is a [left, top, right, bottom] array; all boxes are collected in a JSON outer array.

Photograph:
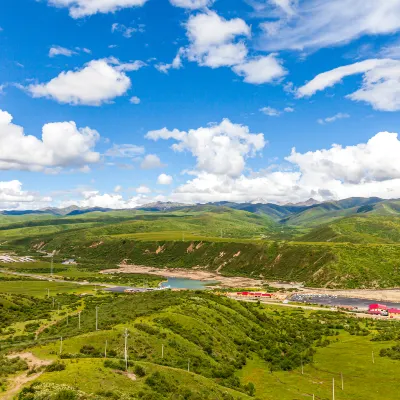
[[3, 201, 400, 288], [0, 290, 399, 399]]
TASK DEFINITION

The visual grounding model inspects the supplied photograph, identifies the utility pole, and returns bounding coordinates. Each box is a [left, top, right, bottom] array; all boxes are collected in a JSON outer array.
[[96, 306, 99, 331], [66, 313, 69, 326], [124, 329, 129, 371], [59, 337, 63, 355], [372, 350, 375, 364], [105, 340, 108, 358], [332, 378, 335, 400], [51, 255, 54, 277], [301, 358, 304, 375], [341, 372, 344, 390], [78, 311, 81, 329], [47, 288, 50, 298], [52, 297, 55, 309], [162, 344, 164, 358]]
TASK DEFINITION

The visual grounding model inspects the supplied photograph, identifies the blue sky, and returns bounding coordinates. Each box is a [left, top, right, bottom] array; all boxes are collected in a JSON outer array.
[[2, 0, 400, 209]]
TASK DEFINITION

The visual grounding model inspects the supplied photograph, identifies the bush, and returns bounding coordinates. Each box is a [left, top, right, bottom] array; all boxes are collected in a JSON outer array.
[[134, 365, 146, 377], [45, 362, 66, 372]]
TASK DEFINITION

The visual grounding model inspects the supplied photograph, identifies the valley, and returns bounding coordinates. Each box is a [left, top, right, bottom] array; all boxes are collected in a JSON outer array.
[[2, 197, 400, 399]]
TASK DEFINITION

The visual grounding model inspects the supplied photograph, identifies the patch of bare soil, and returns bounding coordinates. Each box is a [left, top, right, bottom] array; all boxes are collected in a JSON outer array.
[[2, 353, 51, 400], [101, 264, 263, 288]]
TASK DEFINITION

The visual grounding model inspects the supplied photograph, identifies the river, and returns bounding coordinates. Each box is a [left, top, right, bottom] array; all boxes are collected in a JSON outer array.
[[106, 277, 219, 293]]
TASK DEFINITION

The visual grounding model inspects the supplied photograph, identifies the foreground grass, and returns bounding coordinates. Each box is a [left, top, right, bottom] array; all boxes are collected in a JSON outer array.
[[238, 333, 400, 399]]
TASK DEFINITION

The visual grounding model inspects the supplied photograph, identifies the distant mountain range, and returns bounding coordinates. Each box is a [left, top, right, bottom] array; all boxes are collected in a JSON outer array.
[[2, 197, 399, 227]]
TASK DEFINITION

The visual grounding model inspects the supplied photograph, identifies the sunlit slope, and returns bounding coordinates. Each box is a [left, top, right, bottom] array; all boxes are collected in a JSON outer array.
[[301, 215, 400, 243]]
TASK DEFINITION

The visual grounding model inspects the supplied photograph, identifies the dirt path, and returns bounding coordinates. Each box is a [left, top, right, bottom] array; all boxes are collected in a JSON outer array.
[[101, 264, 263, 288], [2, 353, 51, 400]]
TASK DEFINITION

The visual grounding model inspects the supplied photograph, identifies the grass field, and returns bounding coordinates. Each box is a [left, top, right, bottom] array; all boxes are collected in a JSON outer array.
[[238, 334, 400, 399], [0, 280, 95, 297]]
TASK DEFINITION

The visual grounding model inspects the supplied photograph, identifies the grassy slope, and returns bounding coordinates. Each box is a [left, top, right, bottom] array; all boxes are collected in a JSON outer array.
[[301, 215, 400, 244], [5, 291, 399, 400]]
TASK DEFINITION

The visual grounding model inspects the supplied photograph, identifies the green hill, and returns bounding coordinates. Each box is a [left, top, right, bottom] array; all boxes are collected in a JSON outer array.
[[301, 215, 400, 244], [2, 290, 400, 400]]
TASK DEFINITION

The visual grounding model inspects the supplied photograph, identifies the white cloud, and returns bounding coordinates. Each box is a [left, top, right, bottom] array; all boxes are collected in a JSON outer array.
[[146, 119, 265, 178], [259, 0, 400, 51], [61, 190, 150, 209], [136, 185, 151, 194], [0, 180, 52, 211], [114, 185, 122, 192], [140, 154, 164, 169], [0, 109, 100, 172], [49, 45, 77, 57], [155, 47, 185, 74], [130, 96, 141, 104], [232, 54, 287, 84], [157, 174, 173, 185], [26, 59, 131, 106], [186, 11, 250, 68], [168, 129, 400, 204], [317, 113, 350, 124], [287, 131, 400, 185], [260, 106, 280, 116], [169, 0, 213, 9], [105, 144, 145, 157], [47, 0, 148, 18], [297, 58, 400, 111], [111, 23, 144, 38], [260, 105, 294, 116]]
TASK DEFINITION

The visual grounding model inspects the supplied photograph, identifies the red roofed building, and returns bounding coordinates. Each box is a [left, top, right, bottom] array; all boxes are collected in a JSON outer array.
[[368, 304, 388, 314], [388, 308, 400, 319]]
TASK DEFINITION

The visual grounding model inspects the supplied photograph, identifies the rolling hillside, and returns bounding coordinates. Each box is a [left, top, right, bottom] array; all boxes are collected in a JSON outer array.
[[301, 215, 400, 244]]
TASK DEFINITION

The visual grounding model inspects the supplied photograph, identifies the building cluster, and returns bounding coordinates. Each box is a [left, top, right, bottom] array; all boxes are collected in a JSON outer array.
[[230, 291, 273, 298], [368, 304, 400, 319]]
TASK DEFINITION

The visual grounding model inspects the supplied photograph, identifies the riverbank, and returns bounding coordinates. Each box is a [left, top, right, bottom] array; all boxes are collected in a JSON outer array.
[[101, 264, 264, 288], [102, 264, 400, 302]]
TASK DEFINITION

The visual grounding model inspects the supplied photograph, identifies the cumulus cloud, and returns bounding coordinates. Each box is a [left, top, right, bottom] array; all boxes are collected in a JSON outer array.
[[169, 0, 213, 9], [157, 174, 173, 185], [186, 11, 250, 68], [146, 119, 265, 178], [0, 180, 52, 210], [0, 109, 100, 172], [297, 58, 400, 111], [232, 54, 286, 84], [136, 185, 151, 194], [49, 45, 77, 57], [130, 96, 141, 104], [105, 144, 145, 157], [287, 131, 400, 185], [168, 130, 400, 204], [47, 0, 148, 18], [258, 0, 400, 51], [317, 113, 350, 124], [26, 59, 132, 106], [140, 154, 164, 169], [60, 190, 150, 209]]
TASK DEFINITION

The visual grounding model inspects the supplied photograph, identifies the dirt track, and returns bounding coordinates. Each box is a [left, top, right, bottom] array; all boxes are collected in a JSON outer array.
[[2, 353, 51, 400]]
